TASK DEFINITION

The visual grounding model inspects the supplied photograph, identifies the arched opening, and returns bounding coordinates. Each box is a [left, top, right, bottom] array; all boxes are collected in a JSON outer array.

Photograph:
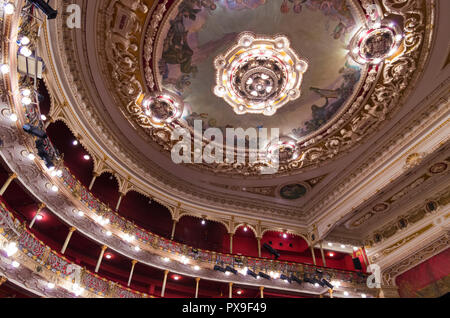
[[174, 215, 228, 253], [90, 172, 120, 210], [261, 231, 310, 263], [119, 190, 173, 238], [233, 225, 258, 257], [46, 120, 93, 187]]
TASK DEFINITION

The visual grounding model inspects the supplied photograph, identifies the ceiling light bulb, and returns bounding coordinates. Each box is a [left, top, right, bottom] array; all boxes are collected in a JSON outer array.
[[51, 185, 58, 192], [328, 242, 333, 247], [12, 261, 20, 268], [1, 64, 10, 74], [56, 170, 63, 177], [134, 246, 140, 252], [106, 231, 112, 236], [361, 293, 366, 298], [40, 114, 47, 121], [105, 254, 111, 259], [237, 290, 242, 295], [4, 3, 15, 15], [353, 247, 358, 251], [395, 34, 403, 41], [28, 153, 35, 160], [173, 276, 180, 280], [20, 36, 30, 45], [225, 272, 231, 276], [329, 253, 334, 257], [77, 211, 84, 217], [19, 46, 32, 57], [201, 220, 206, 225], [47, 282, 55, 289], [5, 242, 18, 256], [344, 291, 349, 296], [72, 140, 79, 146], [22, 89, 31, 96], [283, 233, 287, 238], [21, 96, 32, 105], [193, 265, 200, 271], [36, 214, 43, 220], [243, 227, 248, 232], [314, 283, 319, 287], [83, 155, 90, 160], [9, 113, 18, 122], [163, 257, 170, 262], [340, 244, 346, 248]]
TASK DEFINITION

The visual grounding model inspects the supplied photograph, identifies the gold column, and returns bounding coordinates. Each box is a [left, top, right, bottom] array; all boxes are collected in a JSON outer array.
[[61, 226, 76, 254], [0, 173, 17, 196], [259, 286, 264, 298], [29, 203, 46, 229], [95, 245, 108, 273], [319, 241, 327, 267], [0, 276, 7, 287], [127, 260, 138, 287], [257, 237, 262, 258], [195, 277, 200, 298], [115, 193, 125, 211], [170, 219, 178, 240], [88, 172, 99, 191], [310, 246, 317, 265], [229, 233, 233, 254], [329, 289, 333, 298], [161, 270, 169, 297], [228, 282, 233, 299]]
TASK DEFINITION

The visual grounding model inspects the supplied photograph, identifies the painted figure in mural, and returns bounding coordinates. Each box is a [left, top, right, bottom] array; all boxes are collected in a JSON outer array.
[[280, 184, 307, 200], [162, 2, 202, 76], [224, 0, 266, 10], [292, 62, 361, 137]]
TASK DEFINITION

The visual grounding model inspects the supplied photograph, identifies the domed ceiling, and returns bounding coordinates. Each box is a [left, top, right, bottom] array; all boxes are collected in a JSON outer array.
[[40, 0, 436, 228]]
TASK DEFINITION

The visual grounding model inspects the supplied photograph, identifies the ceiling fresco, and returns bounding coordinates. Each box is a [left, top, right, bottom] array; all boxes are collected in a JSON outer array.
[[155, 0, 365, 139]]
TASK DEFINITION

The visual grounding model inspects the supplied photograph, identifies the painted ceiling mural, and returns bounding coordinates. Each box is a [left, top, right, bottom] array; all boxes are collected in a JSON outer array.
[[156, 0, 364, 139]]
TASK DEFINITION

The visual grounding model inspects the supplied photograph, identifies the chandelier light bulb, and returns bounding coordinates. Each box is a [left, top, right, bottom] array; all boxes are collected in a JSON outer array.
[[20, 36, 30, 46], [12, 261, 20, 268], [22, 89, 31, 96], [1, 64, 10, 74], [4, 3, 15, 15], [22, 96, 32, 105], [19, 46, 32, 57]]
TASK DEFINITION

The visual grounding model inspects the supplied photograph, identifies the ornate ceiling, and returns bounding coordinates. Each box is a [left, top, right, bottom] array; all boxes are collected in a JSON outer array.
[[33, 0, 449, 242]]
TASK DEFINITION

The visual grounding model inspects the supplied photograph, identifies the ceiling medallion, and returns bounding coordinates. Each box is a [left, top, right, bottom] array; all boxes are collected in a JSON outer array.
[[141, 91, 184, 127], [213, 32, 308, 116], [266, 137, 300, 164], [349, 22, 403, 65]]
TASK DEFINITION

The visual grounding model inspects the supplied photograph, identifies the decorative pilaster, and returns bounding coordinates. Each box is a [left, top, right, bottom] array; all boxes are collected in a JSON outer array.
[[95, 245, 108, 273], [161, 270, 169, 297], [257, 237, 262, 258], [88, 172, 99, 191], [115, 192, 125, 211], [127, 260, 138, 287], [170, 219, 178, 240], [61, 227, 76, 254], [29, 203, 46, 229], [195, 277, 200, 298], [0, 173, 17, 196], [319, 241, 327, 267], [328, 289, 333, 298], [229, 233, 233, 254], [310, 246, 317, 265], [259, 286, 264, 298], [228, 282, 233, 298]]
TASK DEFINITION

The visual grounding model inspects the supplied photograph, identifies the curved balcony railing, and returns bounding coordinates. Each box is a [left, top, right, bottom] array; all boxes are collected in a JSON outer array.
[[60, 168, 369, 286], [0, 200, 148, 298]]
